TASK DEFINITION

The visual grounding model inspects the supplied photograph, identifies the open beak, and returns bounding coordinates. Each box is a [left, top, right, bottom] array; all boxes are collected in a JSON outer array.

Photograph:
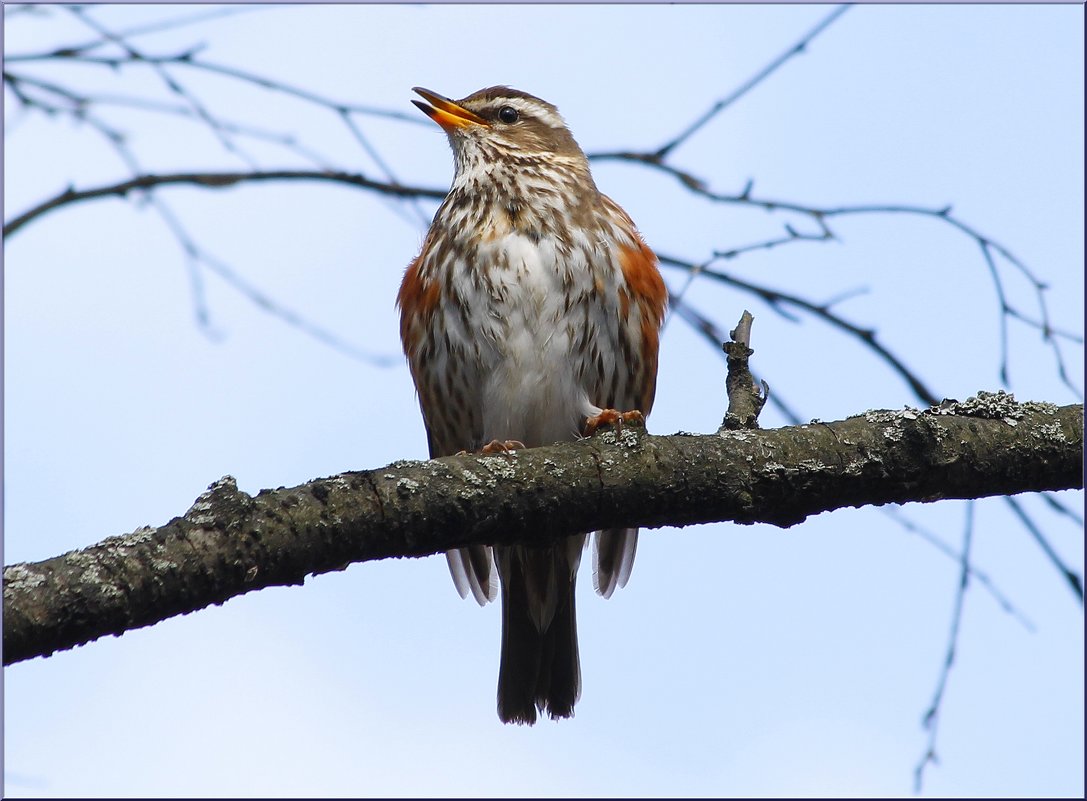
[[412, 87, 487, 132]]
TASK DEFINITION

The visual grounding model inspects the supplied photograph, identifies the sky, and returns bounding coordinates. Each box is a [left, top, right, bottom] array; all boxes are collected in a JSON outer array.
[[3, 3, 1084, 798]]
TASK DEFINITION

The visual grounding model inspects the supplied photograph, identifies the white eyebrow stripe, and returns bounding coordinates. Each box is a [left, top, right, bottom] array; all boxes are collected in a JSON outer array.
[[489, 96, 567, 130]]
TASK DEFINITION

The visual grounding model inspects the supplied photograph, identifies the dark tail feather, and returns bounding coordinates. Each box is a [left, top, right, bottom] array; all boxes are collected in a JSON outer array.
[[496, 544, 581, 725], [536, 572, 579, 720], [497, 553, 542, 725], [593, 528, 639, 599]]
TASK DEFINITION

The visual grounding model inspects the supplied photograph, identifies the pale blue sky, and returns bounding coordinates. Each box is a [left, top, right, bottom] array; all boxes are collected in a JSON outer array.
[[4, 4, 1083, 797]]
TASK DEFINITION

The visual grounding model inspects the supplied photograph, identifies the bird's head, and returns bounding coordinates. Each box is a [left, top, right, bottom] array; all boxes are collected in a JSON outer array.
[[412, 86, 588, 175]]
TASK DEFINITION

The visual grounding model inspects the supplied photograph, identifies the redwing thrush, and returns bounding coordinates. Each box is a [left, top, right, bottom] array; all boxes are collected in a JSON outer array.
[[398, 86, 667, 724]]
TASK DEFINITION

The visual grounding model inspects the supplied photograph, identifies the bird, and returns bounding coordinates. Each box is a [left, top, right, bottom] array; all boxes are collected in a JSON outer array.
[[397, 86, 667, 724]]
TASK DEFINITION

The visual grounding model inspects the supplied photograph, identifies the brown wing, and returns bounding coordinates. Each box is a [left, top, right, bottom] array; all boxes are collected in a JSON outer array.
[[398, 251, 496, 605], [594, 197, 668, 598], [607, 197, 668, 415]]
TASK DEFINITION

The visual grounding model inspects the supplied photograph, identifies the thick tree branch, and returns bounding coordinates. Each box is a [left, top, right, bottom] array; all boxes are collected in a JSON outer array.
[[4, 394, 1080, 666]]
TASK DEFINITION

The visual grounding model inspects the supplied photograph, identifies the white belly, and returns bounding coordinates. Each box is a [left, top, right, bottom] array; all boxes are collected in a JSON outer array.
[[451, 231, 612, 446]]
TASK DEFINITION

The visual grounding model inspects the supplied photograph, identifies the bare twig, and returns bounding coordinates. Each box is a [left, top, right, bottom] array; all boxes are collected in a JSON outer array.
[[668, 294, 805, 426], [4, 170, 444, 238], [720, 310, 768, 431], [337, 109, 432, 228], [589, 155, 1082, 398], [1040, 492, 1084, 528], [53, 4, 275, 54], [64, 5, 259, 168], [6, 49, 428, 126], [654, 4, 852, 158], [915, 502, 975, 793], [658, 252, 942, 406], [6, 53, 406, 367], [1004, 496, 1084, 602], [2, 70, 340, 170], [880, 506, 1034, 632], [152, 199, 400, 366]]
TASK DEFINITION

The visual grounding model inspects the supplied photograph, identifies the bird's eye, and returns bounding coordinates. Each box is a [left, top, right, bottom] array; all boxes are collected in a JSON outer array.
[[497, 106, 519, 124]]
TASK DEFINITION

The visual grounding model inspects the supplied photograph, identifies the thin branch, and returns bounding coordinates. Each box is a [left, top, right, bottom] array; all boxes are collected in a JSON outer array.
[[915, 502, 975, 793], [654, 4, 852, 158], [64, 6, 259, 168], [133, 180, 400, 367], [880, 505, 1034, 632], [9, 7, 1076, 411], [659, 252, 942, 406], [4, 69, 339, 171], [662, 255, 712, 331], [714, 227, 833, 260], [1004, 495, 1084, 602], [6, 7, 432, 366], [586, 156, 1082, 395], [3, 5, 52, 19], [1000, 306, 1083, 345], [3, 85, 407, 366], [1040, 492, 1084, 528], [4, 170, 445, 238], [8, 49, 427, 126], [337, 108, 432, 229], [47, 4, 275, 55]]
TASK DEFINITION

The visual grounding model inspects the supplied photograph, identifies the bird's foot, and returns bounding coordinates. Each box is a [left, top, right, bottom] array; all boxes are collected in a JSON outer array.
[[480, 439, 527, 454], [583, 409, 645, 437]]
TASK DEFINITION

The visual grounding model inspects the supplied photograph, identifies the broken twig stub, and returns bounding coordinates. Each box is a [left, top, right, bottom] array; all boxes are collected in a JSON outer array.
[[720, 309, 768, 431]]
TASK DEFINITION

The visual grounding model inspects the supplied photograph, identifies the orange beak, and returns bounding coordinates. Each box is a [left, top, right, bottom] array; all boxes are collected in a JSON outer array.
[[412, 87, 487, 132]]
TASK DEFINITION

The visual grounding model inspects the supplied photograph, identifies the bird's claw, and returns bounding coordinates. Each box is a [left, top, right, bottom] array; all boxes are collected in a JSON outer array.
[[583, 409, 645, 437], [480, 439, 527, 454]]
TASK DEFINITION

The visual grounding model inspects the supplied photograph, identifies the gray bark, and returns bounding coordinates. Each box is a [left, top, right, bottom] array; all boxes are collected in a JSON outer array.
[[4, 393, 1082, 666]]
